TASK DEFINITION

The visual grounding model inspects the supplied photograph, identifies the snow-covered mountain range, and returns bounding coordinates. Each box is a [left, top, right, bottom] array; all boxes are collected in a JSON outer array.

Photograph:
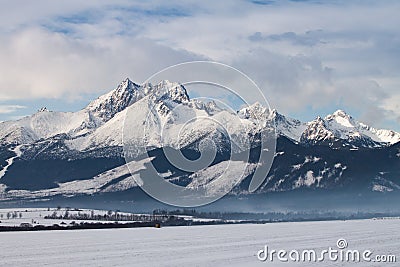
[[1, 78, 399, 149], [0, 78, 399, 202]]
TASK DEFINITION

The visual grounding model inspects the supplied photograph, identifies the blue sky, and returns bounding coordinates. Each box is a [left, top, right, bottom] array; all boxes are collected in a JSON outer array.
[[0, 0, 399, 131]]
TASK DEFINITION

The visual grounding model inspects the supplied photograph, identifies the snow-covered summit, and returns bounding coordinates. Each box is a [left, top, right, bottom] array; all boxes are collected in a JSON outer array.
[[238, 102, 268, 120], [298, 110, 400, 147], [151, 80, 190, 103], [87, 78, 141, 122], [269, 109, 306, 142], [325, 109, 355, 128], [300, 116, 337, 145], [87, 79, 190, 122]]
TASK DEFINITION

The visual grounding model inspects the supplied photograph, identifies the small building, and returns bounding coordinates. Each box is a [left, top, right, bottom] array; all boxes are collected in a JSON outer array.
[[19, 223, 33, 228]]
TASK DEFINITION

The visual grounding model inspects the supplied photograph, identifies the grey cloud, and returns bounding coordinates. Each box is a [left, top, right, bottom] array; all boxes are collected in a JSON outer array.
[[249, 30, 325, 46], [231, 48, 334, 111], [0, 27, 204, 101]]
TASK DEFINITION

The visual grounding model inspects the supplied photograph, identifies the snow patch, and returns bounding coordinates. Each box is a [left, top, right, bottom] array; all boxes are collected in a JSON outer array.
[[372, 184, 393, 192], [304, 170, 316, 186], [0, 145, 23, 180], [187, 161, 257, 195], [292, 164, 302, 171], [334, 163, 342, 168]]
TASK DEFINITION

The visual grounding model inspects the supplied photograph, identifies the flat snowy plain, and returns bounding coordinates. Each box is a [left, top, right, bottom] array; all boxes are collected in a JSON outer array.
[[0, 218, 398, 266]]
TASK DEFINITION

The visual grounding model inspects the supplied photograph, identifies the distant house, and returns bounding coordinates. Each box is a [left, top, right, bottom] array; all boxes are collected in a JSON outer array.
[[19, 223, 33, 228]]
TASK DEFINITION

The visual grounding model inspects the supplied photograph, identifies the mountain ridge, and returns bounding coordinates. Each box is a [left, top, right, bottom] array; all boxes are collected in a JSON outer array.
[[0, 78, 399, 148]]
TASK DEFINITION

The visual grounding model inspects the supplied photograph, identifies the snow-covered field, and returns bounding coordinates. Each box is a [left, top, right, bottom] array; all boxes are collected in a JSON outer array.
[[0, 218, 398, 266]]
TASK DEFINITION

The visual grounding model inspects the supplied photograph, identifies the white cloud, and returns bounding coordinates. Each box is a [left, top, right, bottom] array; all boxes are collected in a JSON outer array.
[[0, 105, 26, 114]]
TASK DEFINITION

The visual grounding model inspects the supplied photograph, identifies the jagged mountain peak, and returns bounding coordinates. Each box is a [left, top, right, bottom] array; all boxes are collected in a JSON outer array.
[[304, 116, 327, 130], [325, 109, 355, 128], [332, 109, 350, 118], [85, 78, 190, 122], [115, 78, 140, 95], [301, 116, 335, 145], [238, 102, 269, 120], [188, 99, 222, 115], [144, 80, 190, 104], [270, 110, 306, 142], [86, 78, 142, 121]]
